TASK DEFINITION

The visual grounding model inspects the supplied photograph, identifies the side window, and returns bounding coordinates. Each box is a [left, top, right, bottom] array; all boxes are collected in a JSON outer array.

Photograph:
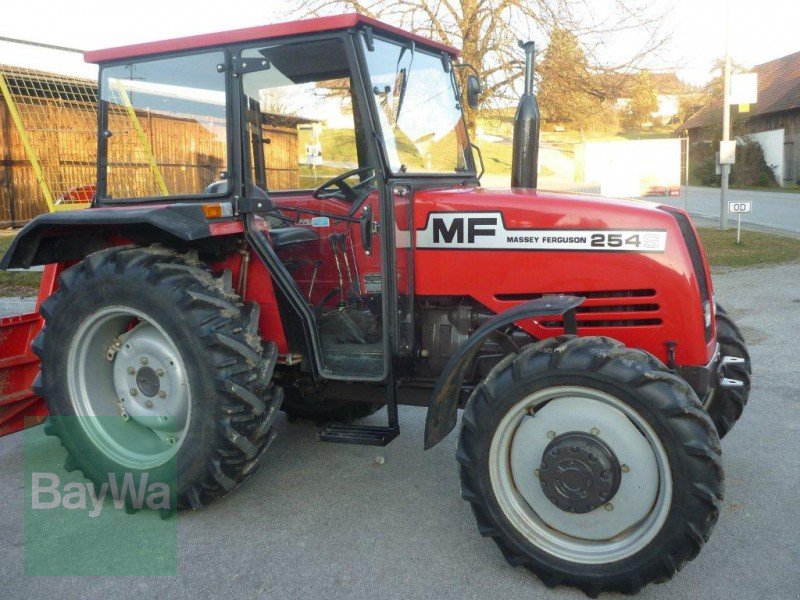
[[241, 39, 362, 192], [100, 51, 228, 199]]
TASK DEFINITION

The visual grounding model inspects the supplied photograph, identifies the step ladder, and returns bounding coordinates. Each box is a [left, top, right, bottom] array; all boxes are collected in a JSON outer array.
[[319, 371, 400, 447]]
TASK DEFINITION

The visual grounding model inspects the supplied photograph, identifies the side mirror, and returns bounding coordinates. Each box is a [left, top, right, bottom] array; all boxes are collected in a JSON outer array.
[[466, 74, 482, 109], [360, 204, 373, 255]]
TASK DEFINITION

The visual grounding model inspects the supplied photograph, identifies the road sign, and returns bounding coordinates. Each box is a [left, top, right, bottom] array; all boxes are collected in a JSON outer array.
[[730, 72, 758, 105], [719, 140, 736, 165], [728, 201, 752, 244]]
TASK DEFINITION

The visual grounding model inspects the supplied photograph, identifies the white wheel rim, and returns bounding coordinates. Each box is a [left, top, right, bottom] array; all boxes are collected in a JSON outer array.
[[488, 386, 672, 564], [66, 306, 192, 470]]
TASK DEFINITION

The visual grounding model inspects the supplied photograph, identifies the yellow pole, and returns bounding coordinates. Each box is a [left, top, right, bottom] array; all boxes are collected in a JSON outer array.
[[113, 80, 169, 196], [0, 72, 56, 212]]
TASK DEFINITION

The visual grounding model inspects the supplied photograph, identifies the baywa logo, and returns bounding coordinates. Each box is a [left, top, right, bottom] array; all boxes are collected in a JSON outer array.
[[31, 471, 171, 517]]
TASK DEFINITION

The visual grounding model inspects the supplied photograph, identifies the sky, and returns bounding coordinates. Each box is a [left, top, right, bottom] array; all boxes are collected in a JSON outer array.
[[0, 0, 797, 87]]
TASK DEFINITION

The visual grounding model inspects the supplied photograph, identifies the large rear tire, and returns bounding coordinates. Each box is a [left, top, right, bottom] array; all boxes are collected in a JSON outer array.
[[705, 304, 751, 437], [33, 246, 283, 511], [457, 336, 723, 596]]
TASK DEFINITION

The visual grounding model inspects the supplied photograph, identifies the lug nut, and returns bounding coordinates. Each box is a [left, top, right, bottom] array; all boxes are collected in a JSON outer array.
[[156, 368, 165, 377], [591, 427, 600, 436], [605, 503, 614, 511], [145, 400, 153, 409], [533, 468, 541, 478], [130, 389, 138, 397], [547, 431, 556, 439], [621, 464, 630, 473], [140, 357, 149, 365], [127, 367, 136, 375], [157, 391, 167, 399]]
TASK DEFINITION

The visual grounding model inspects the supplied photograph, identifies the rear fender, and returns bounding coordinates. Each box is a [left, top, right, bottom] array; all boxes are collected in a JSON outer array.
[[423, 295, 584, 449], [0, 204, 239, 269]]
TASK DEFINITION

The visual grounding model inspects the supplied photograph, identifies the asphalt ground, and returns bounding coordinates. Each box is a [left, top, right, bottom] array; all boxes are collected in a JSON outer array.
[[1, 262, 799, 599]]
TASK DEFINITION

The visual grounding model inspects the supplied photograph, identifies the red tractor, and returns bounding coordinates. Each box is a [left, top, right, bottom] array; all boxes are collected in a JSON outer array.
[[0, 15, 750, 595]]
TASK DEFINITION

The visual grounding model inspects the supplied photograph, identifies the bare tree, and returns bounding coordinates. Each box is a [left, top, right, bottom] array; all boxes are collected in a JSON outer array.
[[284, 0, 671, 129]]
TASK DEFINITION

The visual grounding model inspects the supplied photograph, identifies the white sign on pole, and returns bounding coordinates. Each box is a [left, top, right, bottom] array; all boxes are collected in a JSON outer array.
[[719, 140, 737, 165], [729, 73, 758, 105], [728, 201, 752, 244]]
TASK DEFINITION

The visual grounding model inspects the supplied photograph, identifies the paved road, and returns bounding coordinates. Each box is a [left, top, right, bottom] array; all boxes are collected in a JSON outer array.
[[647, 186, 800, 234], [482, 178, 800, 234], [0, 296, 35, 317], [1, 263, 799, 599]]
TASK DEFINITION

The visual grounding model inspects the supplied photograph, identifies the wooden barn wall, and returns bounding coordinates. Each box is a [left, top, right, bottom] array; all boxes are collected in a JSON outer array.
[[1, 96, 302, 227], [262, 125, 299, 191], [0, 99, 51, 227], [747, 110, 800, 183]]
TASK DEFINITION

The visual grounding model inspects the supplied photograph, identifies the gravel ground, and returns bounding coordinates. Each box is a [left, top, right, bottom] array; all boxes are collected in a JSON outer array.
[[1, 263, 799, 599]]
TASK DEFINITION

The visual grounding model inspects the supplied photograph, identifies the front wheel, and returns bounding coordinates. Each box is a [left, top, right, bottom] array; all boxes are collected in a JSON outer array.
[[704, 304, 751, 437], [457, 336, 723, 596]]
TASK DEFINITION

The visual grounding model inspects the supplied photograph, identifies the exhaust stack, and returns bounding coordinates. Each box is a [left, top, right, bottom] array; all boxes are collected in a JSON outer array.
[[511, 41, 540, 189]]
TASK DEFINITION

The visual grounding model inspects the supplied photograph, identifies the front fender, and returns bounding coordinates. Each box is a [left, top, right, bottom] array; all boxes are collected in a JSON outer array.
[[423, 295, 584, 449]]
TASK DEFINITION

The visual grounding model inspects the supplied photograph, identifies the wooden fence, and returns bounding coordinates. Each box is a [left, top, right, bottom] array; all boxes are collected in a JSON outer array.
[[1, 77, 303, 227]]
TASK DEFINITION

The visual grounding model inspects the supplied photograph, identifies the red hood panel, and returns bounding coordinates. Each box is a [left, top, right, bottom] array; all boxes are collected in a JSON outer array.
[[413, 186, 674, 231], [410, 186, 713, 366]]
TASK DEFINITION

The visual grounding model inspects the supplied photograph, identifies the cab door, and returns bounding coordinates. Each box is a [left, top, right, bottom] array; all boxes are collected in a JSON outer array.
[[236, 35, 390, 381]]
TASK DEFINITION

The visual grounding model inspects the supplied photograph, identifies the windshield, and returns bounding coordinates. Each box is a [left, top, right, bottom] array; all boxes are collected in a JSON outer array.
[[363, 37, 473, 175]]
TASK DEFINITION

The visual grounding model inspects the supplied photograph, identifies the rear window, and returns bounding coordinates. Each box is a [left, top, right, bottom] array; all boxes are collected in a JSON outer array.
[[100, 51, 228, 200]]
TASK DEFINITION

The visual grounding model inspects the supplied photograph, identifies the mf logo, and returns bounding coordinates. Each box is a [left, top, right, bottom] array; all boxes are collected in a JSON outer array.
[[432, 216, 497, 244]]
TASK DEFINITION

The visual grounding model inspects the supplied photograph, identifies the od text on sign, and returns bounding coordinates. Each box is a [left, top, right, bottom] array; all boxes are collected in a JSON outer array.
[[728, 201, 752, 214]]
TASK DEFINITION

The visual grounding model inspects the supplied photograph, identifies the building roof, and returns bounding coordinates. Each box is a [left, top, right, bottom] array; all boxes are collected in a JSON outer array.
[[683, 49, 800, 130], [0, 64, 97, 101], [84, 14, 459, 64]]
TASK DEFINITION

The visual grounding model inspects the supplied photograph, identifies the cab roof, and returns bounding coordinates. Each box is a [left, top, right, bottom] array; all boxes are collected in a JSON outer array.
[[84, 13, 460, 64]]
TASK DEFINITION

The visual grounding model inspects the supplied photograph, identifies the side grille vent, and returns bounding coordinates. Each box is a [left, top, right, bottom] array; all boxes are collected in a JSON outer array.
[[496, 290, 661, 329]]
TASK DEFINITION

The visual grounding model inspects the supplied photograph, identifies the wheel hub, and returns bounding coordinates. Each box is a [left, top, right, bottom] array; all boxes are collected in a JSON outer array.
[[539, 431, 621, 514], [135, 366, 160, 397], [112, 323, 188, 435]]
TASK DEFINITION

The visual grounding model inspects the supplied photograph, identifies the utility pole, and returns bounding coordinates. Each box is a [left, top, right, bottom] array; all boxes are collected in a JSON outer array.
[[720, 0, 731, 230]]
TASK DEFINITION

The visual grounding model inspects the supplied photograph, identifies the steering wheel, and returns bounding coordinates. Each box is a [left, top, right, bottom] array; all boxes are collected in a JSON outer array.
[[313, 167, 376, 215]]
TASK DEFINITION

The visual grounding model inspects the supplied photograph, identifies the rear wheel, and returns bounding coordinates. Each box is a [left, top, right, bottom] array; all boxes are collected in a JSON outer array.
[[704, 304, 751, 437], [458, 336, 723, 595], [33, 246, 283, 511]]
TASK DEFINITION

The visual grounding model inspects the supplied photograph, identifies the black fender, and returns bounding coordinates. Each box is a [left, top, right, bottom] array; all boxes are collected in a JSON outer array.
[[0, 204, 226, 269], [423, 295, 584, 449]]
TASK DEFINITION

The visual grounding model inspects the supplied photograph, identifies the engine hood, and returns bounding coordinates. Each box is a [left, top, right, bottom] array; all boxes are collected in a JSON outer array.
[[413, 186, 676, 233], [409, 184, 715, 367]]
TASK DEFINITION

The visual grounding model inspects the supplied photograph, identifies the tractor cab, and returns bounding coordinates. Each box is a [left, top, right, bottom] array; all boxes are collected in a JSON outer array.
[[93, 16, 477, 385]]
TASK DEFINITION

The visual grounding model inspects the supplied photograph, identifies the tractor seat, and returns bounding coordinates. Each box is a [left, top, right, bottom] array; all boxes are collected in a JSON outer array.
[[269, 226, 319, 250]]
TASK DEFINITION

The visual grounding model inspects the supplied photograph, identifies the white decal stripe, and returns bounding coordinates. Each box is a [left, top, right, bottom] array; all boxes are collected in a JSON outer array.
[[416, 212, 667, 252]]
